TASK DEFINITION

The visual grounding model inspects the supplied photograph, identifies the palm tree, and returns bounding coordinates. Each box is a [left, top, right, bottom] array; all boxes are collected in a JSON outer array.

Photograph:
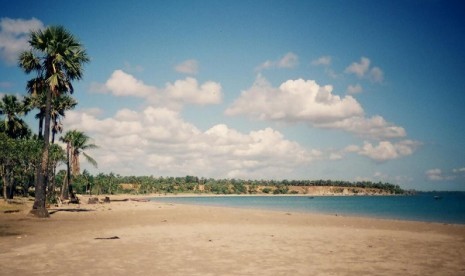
[[51, 95, 77, 143], [60, 130, 97, 200], [24, 77, 47, 139], [0, 95, 31, 139], [19, 26, 89, 217]]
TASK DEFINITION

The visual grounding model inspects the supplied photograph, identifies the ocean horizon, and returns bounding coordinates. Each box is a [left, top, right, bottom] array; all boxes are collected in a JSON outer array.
[[151, 192, 465, 225]]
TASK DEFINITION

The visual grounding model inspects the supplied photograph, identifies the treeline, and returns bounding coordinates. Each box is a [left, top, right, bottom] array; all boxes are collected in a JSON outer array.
[[68, 173, 405, 196], [0, 133, 65, 200]]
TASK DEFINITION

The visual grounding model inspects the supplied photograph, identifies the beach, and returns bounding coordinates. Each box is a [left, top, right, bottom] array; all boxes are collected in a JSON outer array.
[[1, 195, 464, 275]]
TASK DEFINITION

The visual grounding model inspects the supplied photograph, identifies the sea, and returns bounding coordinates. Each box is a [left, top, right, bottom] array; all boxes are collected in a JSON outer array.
[[150, 192, 465, 225]]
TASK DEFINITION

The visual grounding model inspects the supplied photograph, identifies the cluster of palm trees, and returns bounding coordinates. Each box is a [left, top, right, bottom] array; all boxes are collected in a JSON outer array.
[[0, 26, 95, 217]]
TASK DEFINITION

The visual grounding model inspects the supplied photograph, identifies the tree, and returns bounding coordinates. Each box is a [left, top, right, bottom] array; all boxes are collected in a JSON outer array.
[[0, 95, 31, 139], [47, 144, 66, 202], [60, 130, 97, 200], [51, 95, 77, 143], [0, 133, 41, 200], [19, 26, 89, 217], [24, 77, 47, 139]]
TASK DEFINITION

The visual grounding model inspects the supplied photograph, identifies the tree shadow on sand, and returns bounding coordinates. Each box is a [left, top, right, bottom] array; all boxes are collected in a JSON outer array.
[[0, 225, 22, 237], [48, 208, 95, 215]]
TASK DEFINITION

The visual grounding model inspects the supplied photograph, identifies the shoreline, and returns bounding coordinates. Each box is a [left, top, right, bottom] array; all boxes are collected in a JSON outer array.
[[148, 193, 465, 226], [1, 194, 465, 275]]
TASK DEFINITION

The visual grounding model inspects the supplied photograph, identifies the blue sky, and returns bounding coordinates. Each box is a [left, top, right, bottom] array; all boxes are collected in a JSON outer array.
[[1, 0, 464, 191]]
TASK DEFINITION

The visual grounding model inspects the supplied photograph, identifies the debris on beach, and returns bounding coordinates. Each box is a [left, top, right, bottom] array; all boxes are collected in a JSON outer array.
[[95, 236, 120, 240]]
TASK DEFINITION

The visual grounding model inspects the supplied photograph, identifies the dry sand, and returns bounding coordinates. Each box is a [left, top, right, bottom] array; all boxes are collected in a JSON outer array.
[[1, 195, 464, 275]]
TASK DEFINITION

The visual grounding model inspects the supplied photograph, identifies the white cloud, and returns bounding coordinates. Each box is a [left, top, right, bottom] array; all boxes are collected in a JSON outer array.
[[426, 167, 465, 181], [453, 167, 465, 173], [226, 76, 363, 123], [346, 84, 363, 94], [355, 172, 413, 185], [356, 140, 420, 162], [0, 17, 44, 65], [426, 168, 446, 181], [370, 67, 384, 83], [336, 140, 419, 162], [104, 70, 156, 97], [311, 56, 332, 66], [315, 115, 406, 140], [277, 52, 298, 68], [345, 57, 384, 83], [164, 77, 222, 105], [226, 75, 404, 140], [255, 52, 298, 71], [175, 59, 198, 75], [62, 107, 317, 178], [90, 70, 222, 108], [345, 57, 370, 77]]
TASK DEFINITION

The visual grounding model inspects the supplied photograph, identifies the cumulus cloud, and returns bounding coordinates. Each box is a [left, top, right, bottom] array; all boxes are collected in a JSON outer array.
[[103, 70, 156, 97], [225, 75, 404, 140], [426, 167, 465, 181], [312, 55, 339, 78], [226, 76, 363, 123], [345, 57, 370, 77], [62, 107, 317, 178], [255, 52, 298, 72], [164, 77, 222, 105], [355, 140, 420, 162], [175, 59, 198, 75], [311, 56, 332, 66], [0, 17, 44, 65], [346, 84, 363, 94], [90, 70, 222, 108], [337, 140, 420, 162], [453, 167, 465, 174], [354, 172, 413, 185], [345, 57, 384, 83], [426, 169, 447, 181], [315, 115, 406, 140]]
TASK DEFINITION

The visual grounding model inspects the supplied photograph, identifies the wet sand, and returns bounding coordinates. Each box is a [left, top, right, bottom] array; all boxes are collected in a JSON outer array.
[[1, 195, 464, 275]]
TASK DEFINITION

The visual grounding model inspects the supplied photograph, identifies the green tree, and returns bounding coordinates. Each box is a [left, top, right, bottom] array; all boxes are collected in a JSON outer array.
[[24, 77, 47, 139], [0, 133, 41, 200], [60, 130, 97, 200], [19, 26, 89, 217], [47, 144, 66, 202], [0, 94, 31, 139]]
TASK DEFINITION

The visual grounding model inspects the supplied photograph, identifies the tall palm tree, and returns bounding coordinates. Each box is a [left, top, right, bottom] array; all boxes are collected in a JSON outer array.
[[0, 94, 31, 139], [51, 95, 77, 143], [60, 130, 97, 200], [19, 26, 89, 217]]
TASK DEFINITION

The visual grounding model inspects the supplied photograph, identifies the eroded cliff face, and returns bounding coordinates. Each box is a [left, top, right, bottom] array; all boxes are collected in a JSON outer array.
[[118, 183, 398, 195], [287, 186, 396, 195]]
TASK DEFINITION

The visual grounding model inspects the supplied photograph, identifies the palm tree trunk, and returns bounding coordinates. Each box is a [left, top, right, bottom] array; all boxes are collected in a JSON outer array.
[[60, 170, 68, 199], [72, 151, 80, 176], [51, 118, 57, 144], [38, 113, 44, 139], [30, 89, 51, 218], [61, 142, 71, 200], [2, 173, 8, 201]]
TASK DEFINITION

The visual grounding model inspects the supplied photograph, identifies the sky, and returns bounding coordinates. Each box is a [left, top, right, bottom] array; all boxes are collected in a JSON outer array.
[[1, 0, 465, 191]]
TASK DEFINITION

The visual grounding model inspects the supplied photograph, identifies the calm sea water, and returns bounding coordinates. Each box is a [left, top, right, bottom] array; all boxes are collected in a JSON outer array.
[[151, 192, 465, 224]]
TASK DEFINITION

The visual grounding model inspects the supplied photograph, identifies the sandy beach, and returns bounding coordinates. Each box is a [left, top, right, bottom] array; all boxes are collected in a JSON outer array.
[[1, 195, 464, 276]]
